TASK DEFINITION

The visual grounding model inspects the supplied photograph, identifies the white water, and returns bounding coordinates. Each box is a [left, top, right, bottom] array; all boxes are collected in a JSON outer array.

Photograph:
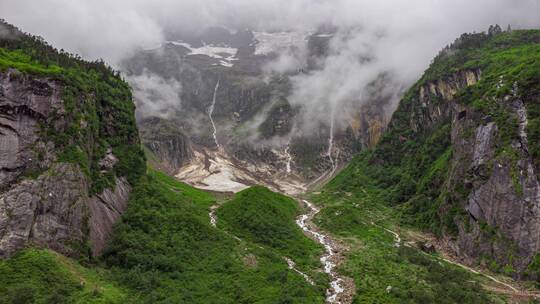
[[326, 112, 339, 178], [306, 114, 340, 188], [284, 257, 315, 285], [208, 80, 220, 148], [284, 138, 293, 174], [297, 200, 345, 303], [209, 205, 218, 227], [209, 202, 314, 286], [327, 115, 335, 170]]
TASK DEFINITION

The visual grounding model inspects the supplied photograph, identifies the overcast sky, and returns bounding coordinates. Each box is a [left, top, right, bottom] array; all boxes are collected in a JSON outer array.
[[1, 0, 539, 136], [2, 0, 539, 64]]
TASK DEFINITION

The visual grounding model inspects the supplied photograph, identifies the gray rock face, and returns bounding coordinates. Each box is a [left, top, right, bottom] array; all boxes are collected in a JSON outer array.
[[471, 122, 497, 169], [404, 69, 540, 277], [139, 117, 194, 174], [124, 29, 392, 179], [99, 148, 119, 172], [88, 177, 131, 256], [405, 69, 481, 133], [0, 163, 88, 258], [448, 93, 540, 276], [0, 70, 133, 258], [0, 70, 63, 189]]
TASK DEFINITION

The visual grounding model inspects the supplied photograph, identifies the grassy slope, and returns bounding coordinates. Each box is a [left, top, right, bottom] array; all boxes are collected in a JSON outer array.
[[323, 30, 540, 234], [311, 189, 503, 303], [0, 248, 126, 304], [0, 172, 326, 303], [0, 21, 146, 195], [217, 186, 324, 273], [102, 171, 326, 303], [0, 21, 325, 303], [307, 30, 540, 303]]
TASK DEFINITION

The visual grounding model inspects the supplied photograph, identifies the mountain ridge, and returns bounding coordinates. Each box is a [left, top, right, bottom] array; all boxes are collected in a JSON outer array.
[[324, 28, 540, 280], [0, 19, 539, 303]]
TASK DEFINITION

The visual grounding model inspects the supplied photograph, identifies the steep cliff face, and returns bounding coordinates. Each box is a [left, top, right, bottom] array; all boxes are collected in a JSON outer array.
[[123, 28, 391, 182], [446, 77, 540, 278], [406, 66, 540, 275], [0, 71, 62, 189], [139, 117, 193, 174], [0, 22, 145, 258], [328, 29, 540, 278]]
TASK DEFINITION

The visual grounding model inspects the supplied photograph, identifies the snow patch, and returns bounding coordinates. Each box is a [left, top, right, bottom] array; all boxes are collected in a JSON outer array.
[[166, 41, 237, 67], [170, 41, 237, 59], [313, 33, 334, 38], [176, 150, 251, 193], [217, 60, 233, 67], [253, 31, 307, 55]]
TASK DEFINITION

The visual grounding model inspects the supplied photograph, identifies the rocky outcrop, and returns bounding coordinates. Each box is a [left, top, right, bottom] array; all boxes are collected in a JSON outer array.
[[0, 70, 62, 189], [139, 117, 194, 174], [0, 163, 88, 258], [88, 177, 131, 256], [0, 163, 131, 258], [407, 69, 482, 132], [124, 29, 392, 179], [448, 94, 540, 277], [384, 65, 539, 277], [0, 69, 136, 259]]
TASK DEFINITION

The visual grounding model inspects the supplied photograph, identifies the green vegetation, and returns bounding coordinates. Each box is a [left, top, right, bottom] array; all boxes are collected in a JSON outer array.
[[0, 248, 126, 304], [311, 28, 540, 300], [0, 172, 326, 303], [0, 48, 62, 74], [311, 188, 502, 303], [423, 29, 540, 83], [0, 20, 326, 303], [324, 29, 540, 236], [0, 20, 145, 194], [102, 171, 325, 303], [217, 186, 323, 269], [527, 254, 540, 286], [2, 19, 537, 303]]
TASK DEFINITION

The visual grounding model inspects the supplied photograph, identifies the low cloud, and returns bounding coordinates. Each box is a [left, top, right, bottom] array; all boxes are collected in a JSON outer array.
[[2, 0, 538, 67], [127, 71, 182, 119], [2, 0, 539, 139]]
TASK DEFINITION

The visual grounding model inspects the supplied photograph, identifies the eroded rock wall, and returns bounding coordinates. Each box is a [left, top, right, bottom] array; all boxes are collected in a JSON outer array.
[[401, 68, 540, 277], [0, 70, 133, 258], [449, 95, 540, 276]]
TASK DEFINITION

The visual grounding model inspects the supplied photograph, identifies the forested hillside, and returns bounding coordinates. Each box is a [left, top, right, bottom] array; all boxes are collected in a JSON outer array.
[[324, 28, 540, 280]]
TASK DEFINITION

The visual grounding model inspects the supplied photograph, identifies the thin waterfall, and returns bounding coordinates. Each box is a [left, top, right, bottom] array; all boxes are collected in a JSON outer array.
[[284, 137, 293, 174], [208, 79, 220, 148]]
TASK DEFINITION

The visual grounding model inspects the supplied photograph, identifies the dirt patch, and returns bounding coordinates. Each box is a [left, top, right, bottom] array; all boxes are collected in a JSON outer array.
[[243, 254, 258, 268]]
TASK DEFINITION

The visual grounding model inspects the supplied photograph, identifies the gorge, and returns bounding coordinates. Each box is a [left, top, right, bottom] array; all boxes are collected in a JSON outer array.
[[0, 2, 540, 303]]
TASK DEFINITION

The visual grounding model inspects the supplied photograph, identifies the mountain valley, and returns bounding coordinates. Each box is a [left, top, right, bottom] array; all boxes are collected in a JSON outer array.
[[0, 13, 539, 304]]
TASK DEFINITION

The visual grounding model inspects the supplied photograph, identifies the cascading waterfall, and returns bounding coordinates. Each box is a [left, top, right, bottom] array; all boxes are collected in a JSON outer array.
[[209, 205, 218, 227], [305, 109, 340, 188], [327, 110, 338, 176], [208, 79, 220, 148], [284, 137, 293, 174], [327, 117, 334, 166]]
